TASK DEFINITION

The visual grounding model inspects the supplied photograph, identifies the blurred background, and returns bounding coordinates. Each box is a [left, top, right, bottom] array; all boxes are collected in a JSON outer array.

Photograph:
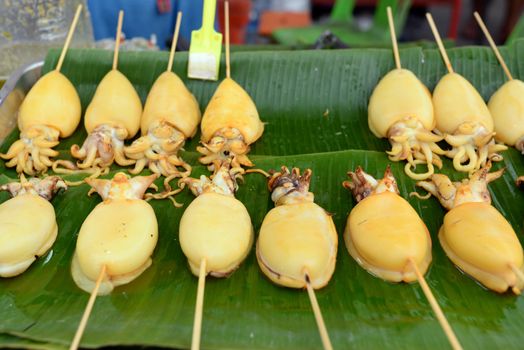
[[1, 0, 524, 78]]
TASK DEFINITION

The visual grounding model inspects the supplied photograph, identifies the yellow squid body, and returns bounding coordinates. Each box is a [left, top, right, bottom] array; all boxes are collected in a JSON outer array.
[[179, 192, 253, 277], [201, 77, 264, 144], [72, 199, 158, 295], [18, 71, 81, 137], [368, 68, 434, 137], [0, 194, 57, 277], [257, 202, 337, 289], [84, 70, 142, 138], [433, 72, 493, 134], [488, 79, 524, 146], [345, 191, 431, 282], [440, 202, 524, 293], [140, 71, 201, 137]]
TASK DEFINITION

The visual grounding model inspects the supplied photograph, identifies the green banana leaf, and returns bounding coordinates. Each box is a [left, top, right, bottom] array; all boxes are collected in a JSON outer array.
[[2, 39, 524, 349]]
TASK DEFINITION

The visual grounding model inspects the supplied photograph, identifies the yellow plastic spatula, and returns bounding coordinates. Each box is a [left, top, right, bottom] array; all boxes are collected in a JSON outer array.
[[188, 0, 223, 81]]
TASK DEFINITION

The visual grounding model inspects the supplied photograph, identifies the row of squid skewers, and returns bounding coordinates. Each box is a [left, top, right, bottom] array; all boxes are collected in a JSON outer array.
[[2, 4, 524, 350], [370, 11, 524, 181]]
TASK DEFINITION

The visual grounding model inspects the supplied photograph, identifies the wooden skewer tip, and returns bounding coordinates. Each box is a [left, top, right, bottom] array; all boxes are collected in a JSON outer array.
[[112, 10, 124, 70], [425, 13, 454, 74], [386, 6, 401, 70], [408, 258, 462, 350], [55, 4, 83, 72], [305, 272, 333, 350], [69, 265, 107, 350], [167, 11, 182, 72], [191, 258, 207, 350], [473, 12, 513, 81], [225, 0, 231, 79]]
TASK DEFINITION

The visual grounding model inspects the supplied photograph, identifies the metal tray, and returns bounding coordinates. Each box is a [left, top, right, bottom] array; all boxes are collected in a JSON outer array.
[[0, 61, 43, 144]]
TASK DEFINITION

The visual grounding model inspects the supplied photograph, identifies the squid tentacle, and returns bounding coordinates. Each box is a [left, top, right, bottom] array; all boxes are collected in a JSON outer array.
[[385, 118, 445, 180], [124, 121, 191, 177], [72, 124, 134, 171], [0, 125, 61, 175]]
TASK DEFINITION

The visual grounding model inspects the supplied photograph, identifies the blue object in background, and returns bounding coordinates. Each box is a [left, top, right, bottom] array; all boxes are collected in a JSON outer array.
[[87, 0, 209, 49]]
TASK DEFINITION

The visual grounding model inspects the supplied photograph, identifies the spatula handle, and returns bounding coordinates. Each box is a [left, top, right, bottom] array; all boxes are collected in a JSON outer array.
[[201, 0, 217, 36]]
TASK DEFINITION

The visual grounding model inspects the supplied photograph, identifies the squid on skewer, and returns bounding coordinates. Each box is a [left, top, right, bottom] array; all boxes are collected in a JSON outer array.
[[71, 172, 159, 295], [344, 165, 462, 350], [197, 78, 264, 172], [256, 166, 336, 350], [415, 164, 524, 294], [369, 69, 445, 180], [65, 11, 142, 173], [124, 12, 201, 178], [257, 167, 337, 289], [196, 8, 264, 173], [178, 161, 252, 277], [124, 71, 201, 177], [178, 160, 253, 350], [343, 166, 432, 282], [369, 8, 444, 180], [1, 6, 83, 175], [427, 13, 507, 174], [433, 73, 506, 173], [474, 12, 524, 154], [0, 175, 66, 277]]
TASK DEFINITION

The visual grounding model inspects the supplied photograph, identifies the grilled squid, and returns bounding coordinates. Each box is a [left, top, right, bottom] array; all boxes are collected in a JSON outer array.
[[0, 71, 81, 175], [197, 78, 264, 171], [0, 175, 66, 277], [257, 167, 337, 289], [415, 164, 524, 293], [488, 79, 524, 152], [71, 172, 159, 295], [369, 69, 445, 180], [343, 166, 432, 282], [124, 71, 201, 177], [68, 69, 142, 172], [178, 161, 253, 277], [433, 73, 507, 173]]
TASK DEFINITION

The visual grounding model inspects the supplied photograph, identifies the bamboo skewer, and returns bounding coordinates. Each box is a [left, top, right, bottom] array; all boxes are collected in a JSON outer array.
[[55, 5, 83, 72], [112, 11, 124, 71], [408, 258, 463, 350], [305, 273, 333, 350], [225, 1, 231, 79], [387, 6, 401, 70], [191, 258, 207, 350], [474, 12, 513, 81], [167, 12, 183, 73], [426, 13, 454, 74], [70, 265, 107, 350]]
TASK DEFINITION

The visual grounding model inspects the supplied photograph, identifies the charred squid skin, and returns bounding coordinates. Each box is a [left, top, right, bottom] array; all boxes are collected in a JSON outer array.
[[415, 163, 524, 294], [257, 166, 338, 289], [0, 175, 66, 277], [343, 166, 432, 283]]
